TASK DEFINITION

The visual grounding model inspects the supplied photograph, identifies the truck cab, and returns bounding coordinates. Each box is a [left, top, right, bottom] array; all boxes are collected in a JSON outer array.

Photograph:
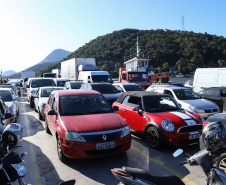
[[78, 71, 113, 83]]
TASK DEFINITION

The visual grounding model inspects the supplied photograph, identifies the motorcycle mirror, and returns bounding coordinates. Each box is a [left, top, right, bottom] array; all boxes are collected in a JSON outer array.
[[173, 149, 183, 157]]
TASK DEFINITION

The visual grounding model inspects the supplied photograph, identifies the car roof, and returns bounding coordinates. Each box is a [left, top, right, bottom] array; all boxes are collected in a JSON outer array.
[[116, 91, 164, 103], [0, 88, 12, 92], [53, 89, 101, 96], [38, 86, 64, 90], [153, 86, 188, 90], [113, 83, 140, 86]]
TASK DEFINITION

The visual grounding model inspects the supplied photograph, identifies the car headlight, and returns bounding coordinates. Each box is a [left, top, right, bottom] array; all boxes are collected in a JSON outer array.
[[65, 132, 86, 142], [11, 160, 27, 177], [41, 103, 46, 108], [161, 120, 175, 132], [188, 106, 205, 113], [121, 126, 130, 138]]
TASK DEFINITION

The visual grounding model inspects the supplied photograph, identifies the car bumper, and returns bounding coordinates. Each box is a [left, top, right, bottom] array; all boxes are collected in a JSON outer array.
[[164, 131, 202, 146], [60, 134, 131, 159]]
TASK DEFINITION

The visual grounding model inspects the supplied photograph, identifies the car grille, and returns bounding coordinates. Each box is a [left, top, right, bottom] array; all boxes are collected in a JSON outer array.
[[177, 125, 202, 134], [81, 129, 122, 143], [204, 108, 218, 113], [84, 146, 122, 156]]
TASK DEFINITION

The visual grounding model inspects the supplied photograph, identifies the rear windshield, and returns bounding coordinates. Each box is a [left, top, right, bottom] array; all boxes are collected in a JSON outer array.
[[41, 88, 63, 97], [31, 79, 56, 88], [92, 84, 119, 94], [70, 82, 83, 89]]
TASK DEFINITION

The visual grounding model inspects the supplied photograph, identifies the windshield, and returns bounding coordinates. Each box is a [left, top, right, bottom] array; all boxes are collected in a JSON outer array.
[[124, 85, 144, 91], [0, 91, 13, 102], [173, 89, 200, 100], [143, 95, 180, 112], [92, 84, 119, 94], [41, 88, 63, 97], [60, 94, 113, 115], [91, 75, 113, 83], [70, 82, 83, 89], [31, 79, 56, 88], [57, 81, 67, 87], [128, 72, 149, 82]]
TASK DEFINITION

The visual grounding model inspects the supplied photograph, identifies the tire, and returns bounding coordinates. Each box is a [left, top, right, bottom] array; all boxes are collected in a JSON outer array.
[[30, 101, 34, 108], [57, 137, 67, 162], [39, 110, 43, 120], [216, 153, 226, 173], [45, 119, 51, 134], [146, 126, 163, 149]]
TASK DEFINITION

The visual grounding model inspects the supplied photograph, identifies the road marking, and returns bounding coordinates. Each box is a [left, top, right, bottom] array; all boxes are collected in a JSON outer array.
[[22, 100, 41, 185], [131, 146, 197, 185]]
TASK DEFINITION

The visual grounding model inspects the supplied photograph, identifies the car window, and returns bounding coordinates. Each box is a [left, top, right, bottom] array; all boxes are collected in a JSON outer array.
[[57, 81, 66, 87], [122, 96, 142, 108], [92, 84, 119, 94], [143, 95, 180, 112], [173, 89, 200, 100], [31, 79, 56, 88], [0, 91, 13, 102], [220, 89, 226, 97], [59, 94, 113, 115], [207, 88, 219, 96], [163, 90, 174, 98], [123, 85, 144, 91]]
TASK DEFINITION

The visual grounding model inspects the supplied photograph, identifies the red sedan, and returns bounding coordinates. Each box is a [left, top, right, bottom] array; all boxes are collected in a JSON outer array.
[[44, 90, 131, 162], [112, 91, 204, 149]]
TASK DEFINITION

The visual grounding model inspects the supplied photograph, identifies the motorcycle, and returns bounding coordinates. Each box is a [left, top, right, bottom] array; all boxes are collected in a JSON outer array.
[[111, 150, 185, 185], [175, 148, 226, 185], [0, 122, 26, 185]]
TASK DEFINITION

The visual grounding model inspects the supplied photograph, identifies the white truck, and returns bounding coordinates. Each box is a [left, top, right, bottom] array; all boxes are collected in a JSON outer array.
[[61, 58, 113, 83], [52, 69, 61, 78], [21, 71, 35, 90]]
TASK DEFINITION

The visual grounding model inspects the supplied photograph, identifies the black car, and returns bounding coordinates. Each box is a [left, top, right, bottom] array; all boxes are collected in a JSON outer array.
[[80, 83, 121, 105], [198, 87, 226, 112]]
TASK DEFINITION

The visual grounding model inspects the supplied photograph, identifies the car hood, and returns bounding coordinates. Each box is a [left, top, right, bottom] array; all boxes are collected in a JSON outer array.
[[178, 99, 218, 109], [60, 112, 126, 133], [148, 110, 201, 127], [4, 101, 13, 108], [39, 97, 49, 104]]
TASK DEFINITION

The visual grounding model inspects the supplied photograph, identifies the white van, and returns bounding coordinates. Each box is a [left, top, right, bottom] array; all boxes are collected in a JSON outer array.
[[193, 68, 226, 93], [78, 71, 113, 83]]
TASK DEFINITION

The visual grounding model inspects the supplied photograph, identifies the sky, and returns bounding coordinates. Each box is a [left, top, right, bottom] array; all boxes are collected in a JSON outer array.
[[0, 0, 226, 73]]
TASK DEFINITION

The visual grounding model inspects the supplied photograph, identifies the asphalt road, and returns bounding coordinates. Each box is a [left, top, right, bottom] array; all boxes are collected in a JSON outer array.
[[14, 90, 206, 185]]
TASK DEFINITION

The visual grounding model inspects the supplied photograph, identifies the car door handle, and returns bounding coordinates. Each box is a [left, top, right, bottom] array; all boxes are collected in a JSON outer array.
[[123, 109, 126, 112]]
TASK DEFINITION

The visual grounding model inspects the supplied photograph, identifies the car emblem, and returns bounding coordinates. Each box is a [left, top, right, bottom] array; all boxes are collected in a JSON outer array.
[[102, 135, 107, 141]]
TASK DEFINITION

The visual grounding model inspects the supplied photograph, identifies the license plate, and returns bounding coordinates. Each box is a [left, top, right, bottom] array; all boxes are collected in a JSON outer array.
[[96, 142, 115, 150], [189, 133, 200, 140]]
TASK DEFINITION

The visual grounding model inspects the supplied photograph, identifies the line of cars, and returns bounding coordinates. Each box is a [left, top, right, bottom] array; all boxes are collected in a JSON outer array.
[[25, 78, 206, 162]]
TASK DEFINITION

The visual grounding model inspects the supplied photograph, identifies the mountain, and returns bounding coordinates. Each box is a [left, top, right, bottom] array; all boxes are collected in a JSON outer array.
[[38, 49, 72, 64], [2, 70, 17, 76], [40, 28, 226, 77], [9, 49, 72, 78]]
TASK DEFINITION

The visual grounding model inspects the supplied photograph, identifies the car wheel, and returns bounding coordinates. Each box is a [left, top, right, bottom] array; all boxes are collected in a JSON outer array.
[[216, 153, 226, 173], [39, 110, 43, 120], [57, 137, 67, 162], [45, 119, 51, 134], [30, 101, 34, 108], [146, 126, 163, 149]]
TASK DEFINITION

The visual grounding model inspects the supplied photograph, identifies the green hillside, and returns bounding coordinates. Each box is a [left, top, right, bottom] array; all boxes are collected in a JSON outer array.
[[37, 29, 226, 77]]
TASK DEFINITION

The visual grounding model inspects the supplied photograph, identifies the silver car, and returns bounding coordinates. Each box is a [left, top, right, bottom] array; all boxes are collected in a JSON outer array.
[[0, 88, 20, 122], [147, 86, 220, 119]]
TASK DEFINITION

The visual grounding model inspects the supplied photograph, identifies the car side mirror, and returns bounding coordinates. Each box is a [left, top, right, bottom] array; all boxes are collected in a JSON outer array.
[[48, 109, 57, 116], [113, 106, 119, 111], [137, 109, 143, 116]]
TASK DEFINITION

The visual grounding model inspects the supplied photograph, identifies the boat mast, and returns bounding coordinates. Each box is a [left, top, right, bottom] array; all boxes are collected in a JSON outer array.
[[136, 36, 140, 57]]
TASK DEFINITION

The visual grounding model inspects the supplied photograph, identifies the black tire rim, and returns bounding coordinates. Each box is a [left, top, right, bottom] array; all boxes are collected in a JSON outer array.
[[147, 128, 158, 148]]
